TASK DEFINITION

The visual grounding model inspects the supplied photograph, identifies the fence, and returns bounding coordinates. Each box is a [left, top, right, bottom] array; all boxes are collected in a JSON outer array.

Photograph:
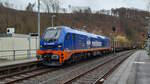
[[0, 49, 37, 61]]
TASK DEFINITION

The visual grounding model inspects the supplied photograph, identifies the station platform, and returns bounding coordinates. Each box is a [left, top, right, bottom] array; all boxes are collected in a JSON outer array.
[[104, 50, 150, 84], [0, 57, 37, 68]]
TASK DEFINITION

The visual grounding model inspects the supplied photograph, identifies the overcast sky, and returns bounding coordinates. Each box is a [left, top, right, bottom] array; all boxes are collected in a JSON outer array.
[[61, 0, 148, 10], [1, 0, 149, 11]]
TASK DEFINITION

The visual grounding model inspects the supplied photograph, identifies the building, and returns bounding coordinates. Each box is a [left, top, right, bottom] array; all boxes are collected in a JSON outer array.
[[0, 33, 39, 60]]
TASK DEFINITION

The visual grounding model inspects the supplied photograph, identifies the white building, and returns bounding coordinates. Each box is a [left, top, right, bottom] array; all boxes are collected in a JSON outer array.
[[0, 33, 39, 60]]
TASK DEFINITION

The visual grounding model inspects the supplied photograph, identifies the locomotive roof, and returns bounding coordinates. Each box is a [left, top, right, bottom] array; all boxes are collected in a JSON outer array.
[[61, 26, 108, 39], [46, 26, 109, 39]]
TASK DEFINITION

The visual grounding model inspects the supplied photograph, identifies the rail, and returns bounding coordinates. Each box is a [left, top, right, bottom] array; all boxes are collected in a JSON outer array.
[[63, 51, 134, 84]]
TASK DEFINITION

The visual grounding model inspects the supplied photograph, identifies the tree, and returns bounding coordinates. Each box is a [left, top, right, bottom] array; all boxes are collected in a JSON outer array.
[[0, 0, 3, 7], [4, 2, 11, 8], [62, 8, 66, 13], [52, 2, 60, 13], [26, 2, 35, 12], [83, 7, 92, 14], [116, 35, 130, 47], [0, 3, 3, 7], [68, 5, 72, 13], [42, 0, 60, 13]]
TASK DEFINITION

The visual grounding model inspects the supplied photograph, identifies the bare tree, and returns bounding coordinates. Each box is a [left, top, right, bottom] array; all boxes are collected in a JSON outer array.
[[52, 1, 60, 13], [43, 0, 51, 13], [147, 1, 150, 12], [26, 2, 35, 12], [0, 2, 3, 7], [68, 5, 72, 13], [4, 2, 10, 8], [83, 7, 92, 14], [62, 8, 66, 13], [0, 0, 2, 6], [3, 1, 14, 8], [42, 0, 60, 13]]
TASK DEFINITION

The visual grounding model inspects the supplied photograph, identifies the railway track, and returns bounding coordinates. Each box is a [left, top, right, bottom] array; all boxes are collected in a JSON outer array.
[[0, 67, 58, 84], [35, 50, 134, 84], [0, 50, 134, 84], [0, 61, 41, 79], [63, 51, 134, 84], [0, 60, 57, 84]]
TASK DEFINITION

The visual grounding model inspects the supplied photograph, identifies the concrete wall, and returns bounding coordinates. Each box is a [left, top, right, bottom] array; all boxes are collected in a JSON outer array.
[[0, 34, 39, 60]]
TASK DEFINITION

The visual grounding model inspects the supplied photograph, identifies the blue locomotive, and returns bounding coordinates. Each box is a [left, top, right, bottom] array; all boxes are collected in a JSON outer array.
[[36, 26, 111, 66]]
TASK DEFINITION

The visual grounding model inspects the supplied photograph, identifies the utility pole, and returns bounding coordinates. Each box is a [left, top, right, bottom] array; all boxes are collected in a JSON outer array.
[[38, 0, 40, 49], [147, 19, 150, 51]]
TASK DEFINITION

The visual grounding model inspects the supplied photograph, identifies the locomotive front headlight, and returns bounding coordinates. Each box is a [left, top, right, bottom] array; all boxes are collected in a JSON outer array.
[[58, 45, 62, 48], [51, 55, 59, 60]]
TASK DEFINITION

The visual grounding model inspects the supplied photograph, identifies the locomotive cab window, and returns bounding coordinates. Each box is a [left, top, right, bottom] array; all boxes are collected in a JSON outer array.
[[43, 27, 61, 41]]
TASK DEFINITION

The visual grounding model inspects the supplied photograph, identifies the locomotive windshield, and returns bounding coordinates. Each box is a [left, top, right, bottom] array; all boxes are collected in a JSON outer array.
[[43, 28, 61, 41]]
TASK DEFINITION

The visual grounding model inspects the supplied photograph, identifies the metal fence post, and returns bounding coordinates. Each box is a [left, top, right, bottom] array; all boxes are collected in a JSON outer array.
[[27, 49, 31, 59], [13, 50, 15, 61], [28, 36, 31, 58]]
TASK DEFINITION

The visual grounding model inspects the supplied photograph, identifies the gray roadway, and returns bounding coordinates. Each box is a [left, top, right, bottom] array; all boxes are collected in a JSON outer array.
[[104, 50, 150, 84]]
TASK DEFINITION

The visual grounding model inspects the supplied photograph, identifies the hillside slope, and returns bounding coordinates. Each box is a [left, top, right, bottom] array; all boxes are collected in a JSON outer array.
[[0, 6, 148, 45]]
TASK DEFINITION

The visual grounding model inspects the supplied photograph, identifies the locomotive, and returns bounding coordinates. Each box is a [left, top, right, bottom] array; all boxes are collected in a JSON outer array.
[[36, 26, 112, 66]]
